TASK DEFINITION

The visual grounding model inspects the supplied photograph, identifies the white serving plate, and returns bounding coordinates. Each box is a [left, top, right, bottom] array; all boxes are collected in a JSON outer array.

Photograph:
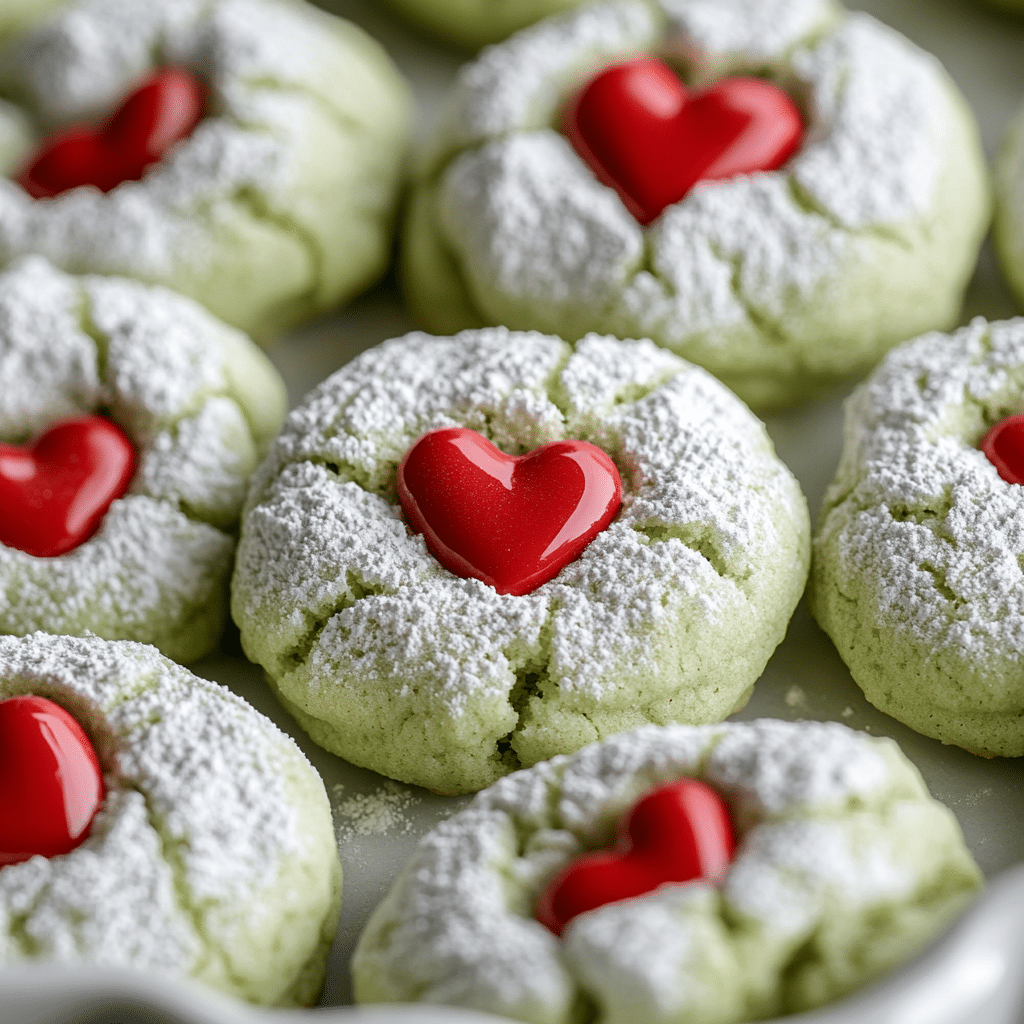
[[4, 0, 1024, 1021]]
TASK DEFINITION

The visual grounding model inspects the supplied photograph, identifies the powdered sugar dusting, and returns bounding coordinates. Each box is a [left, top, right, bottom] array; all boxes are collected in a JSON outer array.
[[816, 316, 1024, 667], [0, 0, 409, 334], [0, 257, 280, 660], [662, 0, 838, 76], [436, 0, 660, 157], [234, 327, 808, 792], [791, 14, 947, 228], [236, 330, 802, 701], [428, 0, 966, 378], [0, 632, 334, 990], [352, 720, 978, 1021], [333, 782, 421, 839]]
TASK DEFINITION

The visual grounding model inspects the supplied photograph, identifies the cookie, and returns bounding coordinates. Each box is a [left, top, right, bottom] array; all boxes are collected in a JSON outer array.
[[0, 0, 411, 340], [380, 0, 584, 49], [811, 317, 1024, 757], [0, 256, 286, 663], [995, 100, 1024, 307], [0, 632, 340, 1006], [231, 327, 810, 794], [352, 719, 981, 1023], [402, 0, 989, 409], [0, 0, 64, 38]]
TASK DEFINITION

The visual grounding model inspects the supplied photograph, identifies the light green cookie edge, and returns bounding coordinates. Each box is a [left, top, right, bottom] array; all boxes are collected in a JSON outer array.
[[379, 0, 585, 49]]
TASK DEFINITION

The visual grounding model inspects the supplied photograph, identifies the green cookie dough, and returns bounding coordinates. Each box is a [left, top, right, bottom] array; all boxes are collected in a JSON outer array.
[[811, 317, 1024, 757], [402, 0, 990, 410], [0, 256, 287, 663], [232, 327, 810, 794], [0, 632, 341, 1007], [353, 719, 982, 1024], [0, 0, 412, 341], [380, 0, 584, 49]]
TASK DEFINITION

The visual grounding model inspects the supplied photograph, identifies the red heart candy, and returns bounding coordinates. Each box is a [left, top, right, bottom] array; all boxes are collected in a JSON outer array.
[[398, 427, 622, 596], [982, 414, 1024, 485], [0, 695, 105, 867], [536, 779, 734, 936], [563, 58, 804, 225], [0, 415, 136, 558], [17, 67, 204, 199]]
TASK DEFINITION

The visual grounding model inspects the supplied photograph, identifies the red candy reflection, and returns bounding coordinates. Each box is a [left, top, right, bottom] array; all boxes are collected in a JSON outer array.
[[981, 413, 1024, 485], [0, 414, 136, 557], [398, 427, 622, 596], [0, 695, 105, 866], [563, 58, 804, 224], [17, 67, 204, 199], [536, 779, 735, 936]]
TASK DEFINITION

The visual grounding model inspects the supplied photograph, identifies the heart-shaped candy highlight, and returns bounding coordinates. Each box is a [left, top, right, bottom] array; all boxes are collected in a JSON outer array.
[[564, 58, 804, 225], [536, 779, 735, 935], [0, 415, 136, 558], [0, 695, 105, 867], [17, 67, 204, 199], [982, 414, 1024, 485], [398, 427, 622, 596]]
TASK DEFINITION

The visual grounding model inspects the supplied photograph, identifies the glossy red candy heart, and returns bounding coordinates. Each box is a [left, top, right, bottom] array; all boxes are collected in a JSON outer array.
[[0, 415, 136, 558], [0, 695, 105, 866], [563, 58, 804, 225], [536, 779, 735, 935], [982, 414, 1024, 485], [17, 67, 204, 199], [398, 427, 622, 596]]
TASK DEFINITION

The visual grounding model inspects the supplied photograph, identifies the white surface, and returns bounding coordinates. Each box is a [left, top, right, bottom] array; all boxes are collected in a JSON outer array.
[[3, 0, 1024, 1021]]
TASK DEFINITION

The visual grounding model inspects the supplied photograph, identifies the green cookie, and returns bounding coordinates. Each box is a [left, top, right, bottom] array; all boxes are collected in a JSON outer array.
[[0, 256, 287, 663], [353, 719, 981, 1023], [381, 0, 585, 48], [402, 0, 989, 410], [996, 101, 1024, 306], [811, 317, 1024, 757], [0, 632, 341, 1006], [232, 327, 810, 794], [0, 0, 412, 341]]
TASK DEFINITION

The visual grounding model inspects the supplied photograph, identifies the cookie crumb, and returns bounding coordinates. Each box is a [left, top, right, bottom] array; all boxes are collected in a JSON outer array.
[[333, 782, 421, 839], [785, 685, 807, 708]]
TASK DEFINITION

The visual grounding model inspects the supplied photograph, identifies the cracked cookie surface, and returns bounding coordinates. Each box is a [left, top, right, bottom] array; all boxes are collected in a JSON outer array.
[[0, 0, 411, 340], [352, 719, 981, 1024], [0, 256, 286, 662], [0, 632, 340, 1006], [231, 327, 810, 793], [402, 0, 989, 409], [811, 317, 1024, 756]]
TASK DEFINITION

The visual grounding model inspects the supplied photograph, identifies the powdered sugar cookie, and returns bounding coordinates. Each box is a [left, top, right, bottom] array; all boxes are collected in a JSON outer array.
[[380, 0, 584, 49], [403, 0, 989, 409], [0, 632, 340, 1006], [352, 719, 981, 1023], [0, 256, 286, 663], [811, 316, 1024, 757], [0, 0, 411, 339], [231, 327, 810, 794]]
